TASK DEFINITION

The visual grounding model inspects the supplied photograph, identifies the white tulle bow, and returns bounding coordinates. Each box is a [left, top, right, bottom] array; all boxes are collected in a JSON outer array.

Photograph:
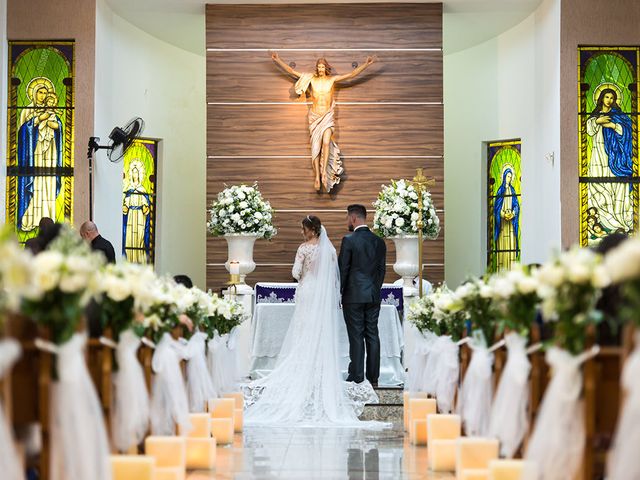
[[112, 329, 149, 452], [489, 332, 530, 458], [208, 333, 237, 396], [0, 339, 24, 480], [457, 339, 493, 436], [525, 345, 599, 480], [432, 335, 459, 413], [150, 333, 191, 435], [607, 331, 640, 480], [184, 332, 216, 412], [48, 333, 111, 480], [405, 329, 434, 393]]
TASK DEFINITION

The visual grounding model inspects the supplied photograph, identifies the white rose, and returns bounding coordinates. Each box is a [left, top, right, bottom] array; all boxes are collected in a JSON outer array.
[[591, 265, 611, 289], [395, 218, 405, 227], [239, 201, 248, 209], [517, 276, 538, 295], [537, 264, 564, 287], [105, 277, 131, 302], [59, 273, 88, 293], [479, 284, 493, 299], [219, 208, 226, 217], [567, 263, 591, 284], [411, 212, 419, 221]]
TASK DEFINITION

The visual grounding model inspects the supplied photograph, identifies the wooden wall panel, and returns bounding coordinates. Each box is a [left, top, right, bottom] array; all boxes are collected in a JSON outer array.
[[206, 264, 445, 293], [206, 211, 445, 265], [206, 157, 444, 210], [207, 51, 443, 103], [207, 104, 444, 157], [206, 4, 444, 292], [206, 4, 443, 49]]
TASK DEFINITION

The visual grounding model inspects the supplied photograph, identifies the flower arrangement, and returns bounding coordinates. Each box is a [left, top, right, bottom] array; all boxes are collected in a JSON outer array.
[[605, 237, 640, 327], [19, 225, 105, 345], [203, 295, 246, 337], [372, 179, 440, 239], [452, 278, 498, 347], [535, 247, 610, 354], [408, 286, 465, 341], [207, 183, 277, 239], [488, 264, 540, 336]]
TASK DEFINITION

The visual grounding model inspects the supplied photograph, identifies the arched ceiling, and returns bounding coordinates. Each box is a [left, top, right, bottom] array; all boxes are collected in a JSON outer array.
[[105, 0, 542, 56]]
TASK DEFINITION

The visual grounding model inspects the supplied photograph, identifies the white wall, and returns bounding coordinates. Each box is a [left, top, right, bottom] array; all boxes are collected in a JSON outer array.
[[94, 0, 206, 286], [443, 0, 561, 287]]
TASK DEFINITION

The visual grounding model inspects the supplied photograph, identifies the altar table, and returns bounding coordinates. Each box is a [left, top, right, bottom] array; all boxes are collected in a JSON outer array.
[[249, 293, 406, 386]]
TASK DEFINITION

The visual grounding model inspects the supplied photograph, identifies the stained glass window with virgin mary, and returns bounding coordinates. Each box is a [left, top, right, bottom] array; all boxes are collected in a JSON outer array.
[[579, 47, 639, 246], [487, 140, 522, 273], [6, 41, 74, 243], [122, 138, 158, 264]]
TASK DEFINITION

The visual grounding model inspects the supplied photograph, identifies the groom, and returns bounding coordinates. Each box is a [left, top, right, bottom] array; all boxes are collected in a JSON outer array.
[[338, 204, 387, 387]]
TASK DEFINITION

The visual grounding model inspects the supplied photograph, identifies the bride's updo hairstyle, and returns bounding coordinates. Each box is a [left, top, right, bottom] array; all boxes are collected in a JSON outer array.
[[302, 215, 322, 238]]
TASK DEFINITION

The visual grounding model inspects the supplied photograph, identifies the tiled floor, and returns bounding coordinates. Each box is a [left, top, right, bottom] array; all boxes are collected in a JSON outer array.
[[187, 424, 455, 479]]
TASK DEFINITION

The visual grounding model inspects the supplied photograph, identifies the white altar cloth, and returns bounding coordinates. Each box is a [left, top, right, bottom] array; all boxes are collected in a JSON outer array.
[[249, 303, 405, 386]]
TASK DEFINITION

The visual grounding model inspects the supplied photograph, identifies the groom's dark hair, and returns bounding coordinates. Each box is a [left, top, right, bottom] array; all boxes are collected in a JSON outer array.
[[347, 204, 367, 219]]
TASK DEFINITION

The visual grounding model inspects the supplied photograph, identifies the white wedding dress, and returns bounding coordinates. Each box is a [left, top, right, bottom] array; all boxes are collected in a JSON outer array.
[[243, 227, 381, 427]]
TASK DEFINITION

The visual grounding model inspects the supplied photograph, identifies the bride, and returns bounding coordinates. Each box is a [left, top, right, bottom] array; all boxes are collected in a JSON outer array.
[[243, 215, 380, 427]]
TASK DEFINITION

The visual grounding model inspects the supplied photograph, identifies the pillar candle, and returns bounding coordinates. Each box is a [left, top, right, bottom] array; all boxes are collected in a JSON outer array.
[[208, 398, 235, 418], [234, 408, 243, 433], [211, 417, 234, 445], [488, 459, 537, 480], [427, 414, 461, 441], [179, 413, 211, 438], [223, 392, 245, 409], [428, 439, 457, 472], [186, 438, 217, 469], [460, 469, 489, 480], [155, 467, 186, 480], [410, 418, 428, 446], [403, 392, 430, 430], [456, 438, 499, 480], [110, 455, 155, 480], [408, 398, 437, 441], [144, 436, 186, 469]]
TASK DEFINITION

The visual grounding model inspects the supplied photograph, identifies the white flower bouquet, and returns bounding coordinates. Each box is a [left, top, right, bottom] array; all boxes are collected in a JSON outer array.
[[488, 264, 540, 336], [203, 295, 246, 337], [605, 237, 640, 328], [452, 278, 498, 347], [373, 179, 440, 238], [408, 286, 465, 340], [135, 276, 183, 343], [207, 183, 277, 239], [19, 225, 105, 345], [535, 247, 610, 354]]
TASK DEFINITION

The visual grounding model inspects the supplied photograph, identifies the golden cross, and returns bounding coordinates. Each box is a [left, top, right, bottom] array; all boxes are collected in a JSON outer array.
[[408, 168, 435, 298]]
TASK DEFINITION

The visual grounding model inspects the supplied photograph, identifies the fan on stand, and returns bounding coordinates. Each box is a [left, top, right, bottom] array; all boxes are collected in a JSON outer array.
[[87, 117, 144, 220]]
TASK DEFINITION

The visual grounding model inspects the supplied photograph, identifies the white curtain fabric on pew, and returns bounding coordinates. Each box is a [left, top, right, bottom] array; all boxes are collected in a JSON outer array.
[[405, 328, 434, 393], [525, 347, 591, 480], [49, 333, 111, 480], [0, 339, 25, 480], [431, 335, 459, 414], [184, 332, 216, 412], [457, 339, 493, 436], [112, 329, 149, 452], [607, 331, 640, 480], [150, 333, 191, 435], [489, 332, 530, 458]]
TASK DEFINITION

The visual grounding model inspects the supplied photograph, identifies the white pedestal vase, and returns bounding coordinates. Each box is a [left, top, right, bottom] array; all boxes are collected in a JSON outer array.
[[224, 234, 258, 295], [391, 235, 422, 297]]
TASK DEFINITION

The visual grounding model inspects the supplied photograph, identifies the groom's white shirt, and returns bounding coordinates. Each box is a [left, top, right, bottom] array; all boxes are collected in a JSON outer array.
[[353, 225, 368, 231]]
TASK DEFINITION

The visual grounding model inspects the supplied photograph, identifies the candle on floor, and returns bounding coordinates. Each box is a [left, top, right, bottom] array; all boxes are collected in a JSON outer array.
[[410, 418, 428, 446], [180, 413, 211, 438], [208, 398, 236, 418], [456, 438, 499, 480], [488, 459, 537, 480], [234, 408, 243, 433], [110, 455, 155, 480], [144, 436, 187, 469], [403, 392, 430, 430], [408, 398, 437, 442], [186, 438, 217, 469], [427, 414, 461, 441], [155, 466, 185, 480], [223, 392, 245, 409], [211, 417, 234, 445], [460, 469, 489, 480], [428, 439, 457, 472]]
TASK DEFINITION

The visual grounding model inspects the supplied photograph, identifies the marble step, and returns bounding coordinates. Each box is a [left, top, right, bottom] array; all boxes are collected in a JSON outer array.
[[373, 387, 404, 405], [360, 404, 403, 422]]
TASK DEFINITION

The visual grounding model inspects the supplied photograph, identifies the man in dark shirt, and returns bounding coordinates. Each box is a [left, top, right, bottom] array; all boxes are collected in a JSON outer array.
[[80, 221, 116, 263]]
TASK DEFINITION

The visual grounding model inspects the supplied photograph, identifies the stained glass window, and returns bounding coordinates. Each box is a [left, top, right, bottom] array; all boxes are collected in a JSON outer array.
[[487, 140, 522, 273], [122, 138, 158, 264], [6, 41, 74, 243], [578, 47, 639, 246]]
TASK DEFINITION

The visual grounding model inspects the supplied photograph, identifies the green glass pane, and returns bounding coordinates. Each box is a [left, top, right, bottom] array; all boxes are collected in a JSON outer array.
[[583, 52, 634, 113]]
